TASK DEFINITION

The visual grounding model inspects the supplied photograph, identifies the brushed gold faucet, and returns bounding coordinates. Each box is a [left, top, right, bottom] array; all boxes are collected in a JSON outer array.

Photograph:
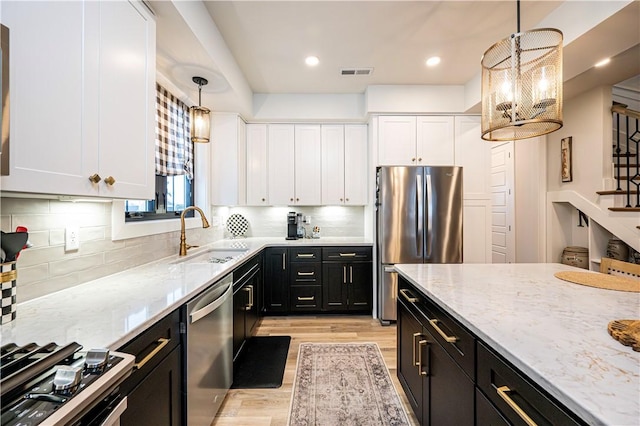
[[179, 206, 210, 256]]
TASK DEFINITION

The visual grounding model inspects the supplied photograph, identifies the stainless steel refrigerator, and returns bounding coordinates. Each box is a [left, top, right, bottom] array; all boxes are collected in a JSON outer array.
[[376, 166, 463, 324]]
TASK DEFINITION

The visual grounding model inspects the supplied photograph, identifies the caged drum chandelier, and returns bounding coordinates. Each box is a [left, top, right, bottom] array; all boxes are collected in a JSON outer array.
[[190, 76, 211, 143], [481, 0, 563, 141]]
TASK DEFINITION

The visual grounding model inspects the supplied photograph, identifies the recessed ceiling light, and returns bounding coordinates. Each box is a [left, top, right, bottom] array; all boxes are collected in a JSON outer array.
[[595, 58, 611, 67], [426, 56, 441, 67], [305, 56, 319, 66]]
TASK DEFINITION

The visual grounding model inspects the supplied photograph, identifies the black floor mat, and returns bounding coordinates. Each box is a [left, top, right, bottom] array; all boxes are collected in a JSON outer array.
[[231, 336, 291, 389]]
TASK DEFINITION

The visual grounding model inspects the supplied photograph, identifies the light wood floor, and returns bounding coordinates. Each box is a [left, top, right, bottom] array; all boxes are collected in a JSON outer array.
[[212, 315, 419, 426]]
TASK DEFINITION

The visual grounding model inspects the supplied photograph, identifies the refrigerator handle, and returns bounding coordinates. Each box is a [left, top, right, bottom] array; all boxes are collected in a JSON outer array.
[[426, 173, 433, 259], [416, 173, 423, 257]]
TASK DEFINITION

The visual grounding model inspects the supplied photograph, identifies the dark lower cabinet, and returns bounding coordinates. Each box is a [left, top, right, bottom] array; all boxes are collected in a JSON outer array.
[[424, 323, 474, 426], [263, 247, 288, 313], [120, 346, 182, 426], [118, 309, 182, 426], [263, 246, 372, 314], [397, 302, 424, 424], [398, 287, 473, 426], [233, 254, 262, 360], [322, 247, 372, 312], [398, 276, 586, 426]]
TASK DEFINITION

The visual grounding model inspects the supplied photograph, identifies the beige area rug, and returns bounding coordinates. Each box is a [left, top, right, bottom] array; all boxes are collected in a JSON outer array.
[[288, 343, 410, 426]]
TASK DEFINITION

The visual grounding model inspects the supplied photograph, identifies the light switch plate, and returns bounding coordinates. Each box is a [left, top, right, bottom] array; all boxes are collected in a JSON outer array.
[[65, 226, 80, 252]]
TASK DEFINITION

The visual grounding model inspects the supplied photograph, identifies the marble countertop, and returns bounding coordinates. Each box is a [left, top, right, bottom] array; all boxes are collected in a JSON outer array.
[[394, 263, 640, 426], [0, 237, 371, 351]]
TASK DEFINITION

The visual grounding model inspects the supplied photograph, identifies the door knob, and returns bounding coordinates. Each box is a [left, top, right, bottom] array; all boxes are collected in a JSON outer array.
[[88, 173, 101, 184], [104, 176, 116, 186]]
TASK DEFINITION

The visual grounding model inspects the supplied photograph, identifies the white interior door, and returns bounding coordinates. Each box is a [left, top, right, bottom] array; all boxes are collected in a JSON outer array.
[[491, 142, 515, 263]]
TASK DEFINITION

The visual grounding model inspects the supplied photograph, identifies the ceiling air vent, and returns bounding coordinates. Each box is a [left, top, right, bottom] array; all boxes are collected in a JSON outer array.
[[340, 68, 373, 76]]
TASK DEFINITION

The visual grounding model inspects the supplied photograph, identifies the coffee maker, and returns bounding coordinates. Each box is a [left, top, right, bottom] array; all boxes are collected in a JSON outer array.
[[286, 212, 298, 240]]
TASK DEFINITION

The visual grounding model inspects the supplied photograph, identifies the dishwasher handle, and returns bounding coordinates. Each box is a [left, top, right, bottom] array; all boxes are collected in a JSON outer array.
[[190, 280, 233, 324]]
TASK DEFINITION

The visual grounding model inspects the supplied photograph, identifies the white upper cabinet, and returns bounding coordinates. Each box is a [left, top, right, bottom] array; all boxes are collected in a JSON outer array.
[[96, 1, 156, 199], [246, 124, 269, 206], [377, 115, 454, 166], [267, 124, 295, 205], [344, 125, 368, 205], [377, 116, 416, 165], [322, 124, 368, 205], [294, 125, 322, 205], [211, 113, 246, 205], [321, 125, 345, 204], [416, 116, 454, 165], [1, 1, 155, 199]]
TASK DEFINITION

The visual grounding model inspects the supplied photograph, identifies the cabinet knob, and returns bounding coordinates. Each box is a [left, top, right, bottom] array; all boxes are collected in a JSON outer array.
[[104, 176, 116, 186], [290, 198, 294, 202], [296, 198, 299, 202], [418, 157, 422, 162], [88, 173, 101, 184], [346, 198, 349, 202], [411, 158, 416, 162], [340, 198, 343, 202], [262, 198, 266, 202]]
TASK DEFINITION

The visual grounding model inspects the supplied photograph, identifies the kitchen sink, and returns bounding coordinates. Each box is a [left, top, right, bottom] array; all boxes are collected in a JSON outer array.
[[173, 248, 249, 264]]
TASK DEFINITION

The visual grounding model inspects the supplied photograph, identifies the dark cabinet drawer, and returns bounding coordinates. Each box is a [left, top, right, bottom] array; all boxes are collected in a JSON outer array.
[[398, 285, 475, 380], [322, 246, 372, 261], [290, 262, 321, 284], [290, 286, 322, 311], [477, 342, 584, 426], [290, 247, 321, 261], [118, 309, 181, 393]]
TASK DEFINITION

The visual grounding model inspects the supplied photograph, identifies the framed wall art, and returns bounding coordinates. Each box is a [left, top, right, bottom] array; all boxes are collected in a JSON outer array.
[[561, 136, 572, 182]]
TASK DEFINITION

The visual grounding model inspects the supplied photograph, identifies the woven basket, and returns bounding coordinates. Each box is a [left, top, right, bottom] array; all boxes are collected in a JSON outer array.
[[1, 261, 17, 324]]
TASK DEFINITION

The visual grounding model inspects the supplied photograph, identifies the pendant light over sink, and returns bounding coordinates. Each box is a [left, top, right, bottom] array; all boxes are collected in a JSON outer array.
[[481, 0, 563, 141], [190, 76, 211, 143]]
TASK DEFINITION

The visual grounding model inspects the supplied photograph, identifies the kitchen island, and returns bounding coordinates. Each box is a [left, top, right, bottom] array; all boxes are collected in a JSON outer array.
[[394, 263, 640, 426]]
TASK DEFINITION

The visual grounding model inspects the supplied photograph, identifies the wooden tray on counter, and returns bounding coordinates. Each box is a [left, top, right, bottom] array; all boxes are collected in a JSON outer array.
[[608, 320, 640, 352]]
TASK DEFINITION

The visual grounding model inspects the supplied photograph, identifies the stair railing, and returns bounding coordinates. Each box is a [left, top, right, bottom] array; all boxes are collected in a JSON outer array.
[[611, 103, 640, 207]]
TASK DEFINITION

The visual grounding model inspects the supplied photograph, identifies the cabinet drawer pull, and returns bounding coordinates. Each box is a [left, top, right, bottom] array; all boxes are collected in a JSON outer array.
[[282, 253, 286, 270], [297, 271, 315, 276], [496, 386, 538, 426], [412, 332, 421, 367], [297, 296, 315, 301], [343, 266, 347, 284], [429, 319, 458, 343], [134, 338, 170, 370], [418, 339, 428, 376], [339, 253, 357, 257], [399, 289, 418, 303], [244, 285, 254, 310], [349, 266, 353, 283], [296, 253, 315, 258]]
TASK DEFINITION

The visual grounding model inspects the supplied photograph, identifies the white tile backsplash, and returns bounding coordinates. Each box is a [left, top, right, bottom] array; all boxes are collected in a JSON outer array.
[[213, 206, 365, 238]]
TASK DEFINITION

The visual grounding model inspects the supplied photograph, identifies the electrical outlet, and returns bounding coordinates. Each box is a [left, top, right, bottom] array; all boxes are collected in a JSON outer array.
[[65, 226, 80, 252]]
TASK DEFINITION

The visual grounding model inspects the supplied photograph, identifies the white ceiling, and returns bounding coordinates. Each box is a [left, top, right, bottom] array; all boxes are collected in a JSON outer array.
[[202, 1, 563, 94], [151, 1, 640, 114]]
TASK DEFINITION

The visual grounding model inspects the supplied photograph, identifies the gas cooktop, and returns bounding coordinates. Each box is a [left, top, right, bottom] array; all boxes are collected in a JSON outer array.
[[1, 342, 134, 425]]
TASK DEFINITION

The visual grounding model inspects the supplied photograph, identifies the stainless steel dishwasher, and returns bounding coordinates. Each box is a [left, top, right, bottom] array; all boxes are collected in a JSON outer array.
[[185, 273, 233, 426]]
